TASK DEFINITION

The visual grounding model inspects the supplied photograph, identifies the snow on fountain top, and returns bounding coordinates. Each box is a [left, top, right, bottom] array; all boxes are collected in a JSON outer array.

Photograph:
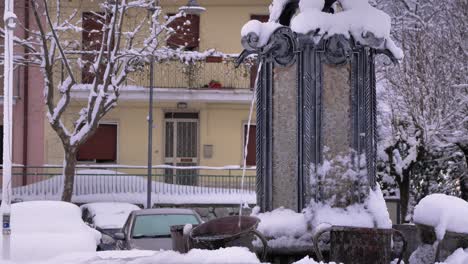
[[241, 0, 403, 60]]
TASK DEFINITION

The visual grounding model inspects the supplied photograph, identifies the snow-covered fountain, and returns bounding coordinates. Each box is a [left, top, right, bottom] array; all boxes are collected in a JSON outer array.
[[237, 0, 406, 263]]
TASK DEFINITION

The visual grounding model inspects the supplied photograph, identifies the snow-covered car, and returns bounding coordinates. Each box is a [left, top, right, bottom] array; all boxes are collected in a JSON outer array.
[[114, 208, 202, 250], [0, 201, 101, 262], [81, 202, 140, 250]]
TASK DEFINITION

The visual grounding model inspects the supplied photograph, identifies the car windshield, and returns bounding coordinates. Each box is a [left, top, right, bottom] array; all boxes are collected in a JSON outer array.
[[132, 214, 199, 238]]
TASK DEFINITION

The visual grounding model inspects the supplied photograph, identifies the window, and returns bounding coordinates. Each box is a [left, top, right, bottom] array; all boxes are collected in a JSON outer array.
[[243, 124, 256, 166], [249, 15, 269, 88], [132, 214, 200, 238], [77, 124, 117, 163], [166, 14, 200, 50], [82, 12, 112, 84]]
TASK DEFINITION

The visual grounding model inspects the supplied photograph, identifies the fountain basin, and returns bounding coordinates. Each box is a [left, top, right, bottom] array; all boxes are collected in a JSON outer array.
[[189, 216, 268, 260]]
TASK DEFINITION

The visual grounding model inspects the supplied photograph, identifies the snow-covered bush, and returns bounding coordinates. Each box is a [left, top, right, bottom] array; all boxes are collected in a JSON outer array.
[[375, 0, 468, 220]]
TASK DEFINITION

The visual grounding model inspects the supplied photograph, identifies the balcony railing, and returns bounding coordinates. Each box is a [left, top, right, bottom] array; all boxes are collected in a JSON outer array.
[[125, 56, 255, 90], [0, 165, 256, 205]]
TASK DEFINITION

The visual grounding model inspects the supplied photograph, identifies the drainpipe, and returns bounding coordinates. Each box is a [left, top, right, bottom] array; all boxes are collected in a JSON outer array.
[[22, 0, 30, 186]]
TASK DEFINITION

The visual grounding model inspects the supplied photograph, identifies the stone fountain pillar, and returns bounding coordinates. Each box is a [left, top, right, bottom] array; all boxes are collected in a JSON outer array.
[[239, 27, 393, 212]]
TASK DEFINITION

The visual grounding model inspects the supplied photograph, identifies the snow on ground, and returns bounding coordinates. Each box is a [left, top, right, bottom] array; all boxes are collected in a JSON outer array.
[[0, 201, 101, 262], [413, 194, 468, 240], [293, 256, 336, 264], [7, 169, 256, 205], [5, 248, 262, 264], [80, 202, 140, 229]]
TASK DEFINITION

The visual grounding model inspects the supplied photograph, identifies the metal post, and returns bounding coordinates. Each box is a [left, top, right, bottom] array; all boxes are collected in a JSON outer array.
[[147, 58, 154, 209], [2, 0, 16, 260]]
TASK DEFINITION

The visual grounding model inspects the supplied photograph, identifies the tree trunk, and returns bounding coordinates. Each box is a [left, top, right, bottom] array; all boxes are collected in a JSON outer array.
[[61, 149, 77, 202], [399, 173, 411, 222], [456, 142, 468, 201]]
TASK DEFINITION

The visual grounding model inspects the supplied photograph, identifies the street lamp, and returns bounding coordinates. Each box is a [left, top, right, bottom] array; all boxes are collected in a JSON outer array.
[[146, 3, 161, 209], [2, 0, 17, 260], [179, 0, 206, 15], [146, 0, 205, 209]]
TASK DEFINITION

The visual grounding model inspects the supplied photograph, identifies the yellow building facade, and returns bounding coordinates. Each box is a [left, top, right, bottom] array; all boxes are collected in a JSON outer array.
[[44, 0, 271, 174]]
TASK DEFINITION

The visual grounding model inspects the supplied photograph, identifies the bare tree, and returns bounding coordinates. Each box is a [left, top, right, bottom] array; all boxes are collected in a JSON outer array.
[[3, 0, 213, 201]]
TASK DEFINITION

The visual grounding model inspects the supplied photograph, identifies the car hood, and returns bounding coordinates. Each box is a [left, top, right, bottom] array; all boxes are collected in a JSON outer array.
[[129, 237, 173, 251]]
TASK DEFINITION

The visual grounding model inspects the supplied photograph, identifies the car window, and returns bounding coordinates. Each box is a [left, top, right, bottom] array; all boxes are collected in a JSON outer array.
[[132, 214, 199, 238]]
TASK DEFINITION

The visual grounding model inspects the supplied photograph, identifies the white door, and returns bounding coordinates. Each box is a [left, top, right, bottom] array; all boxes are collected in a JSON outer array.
[[164, 113, 199, 185]]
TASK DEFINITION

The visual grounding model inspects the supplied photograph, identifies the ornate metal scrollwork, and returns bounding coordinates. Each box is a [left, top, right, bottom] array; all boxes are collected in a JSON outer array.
[[322, 34, 353, 65], [237, 26, 297, 67]]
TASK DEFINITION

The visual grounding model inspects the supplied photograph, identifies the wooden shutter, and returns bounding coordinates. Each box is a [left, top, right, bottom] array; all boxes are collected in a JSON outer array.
[[82, 12, 109, 84], [244, 125, 257, 166], [77, 124, 117, 163], [250, 14, 269, 23], [249, 15, 269, 89], [167, 14, 200, 50]]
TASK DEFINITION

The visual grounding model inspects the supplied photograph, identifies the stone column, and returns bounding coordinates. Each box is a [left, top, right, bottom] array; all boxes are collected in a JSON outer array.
[[271, 64, 298, 210]]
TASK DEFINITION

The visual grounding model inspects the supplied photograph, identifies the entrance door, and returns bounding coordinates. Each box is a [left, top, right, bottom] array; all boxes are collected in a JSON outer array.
[[164, 112, 199, 185]]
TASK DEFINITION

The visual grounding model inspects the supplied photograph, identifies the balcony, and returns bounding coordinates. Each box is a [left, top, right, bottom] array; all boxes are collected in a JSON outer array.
[[70, 56, 257, 102], [125, 56, 255, 90]]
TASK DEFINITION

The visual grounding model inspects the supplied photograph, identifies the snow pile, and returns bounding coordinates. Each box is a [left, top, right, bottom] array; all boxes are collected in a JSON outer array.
[[293, 256, 336, 264], [80, 202, 140, 229], [254, 207, 308, 237], [437, 248, 468, 264], [252, 207, 312, 249], [299, 0, 325, 11], [241, 20, 281, 48], [0, 201, 101, 262], [413, 194, 468, 240], [268, 0, 289, 22], [30, 247, 261, 264], [309, 184, 392, 229], [8, 169, 256, 205]]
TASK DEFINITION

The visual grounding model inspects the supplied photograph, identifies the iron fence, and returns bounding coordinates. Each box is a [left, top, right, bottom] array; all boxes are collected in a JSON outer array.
[[125, 56, 254, 89], [0, 165, 256, 204]]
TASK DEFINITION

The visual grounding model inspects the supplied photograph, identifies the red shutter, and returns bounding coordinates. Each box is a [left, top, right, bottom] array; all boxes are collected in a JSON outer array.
[[167, 14, 200, 50], [251, 14, 269, 23], [244, 125, 257, 166], [82, 12, 109, 84], [77, 124, 117, 162]]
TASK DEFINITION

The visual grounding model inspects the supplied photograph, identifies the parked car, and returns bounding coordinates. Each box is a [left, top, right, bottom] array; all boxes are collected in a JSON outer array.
[[0, 201, 101, 262], [81, 202, 140, 250], [115, 208, 202, 250]]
